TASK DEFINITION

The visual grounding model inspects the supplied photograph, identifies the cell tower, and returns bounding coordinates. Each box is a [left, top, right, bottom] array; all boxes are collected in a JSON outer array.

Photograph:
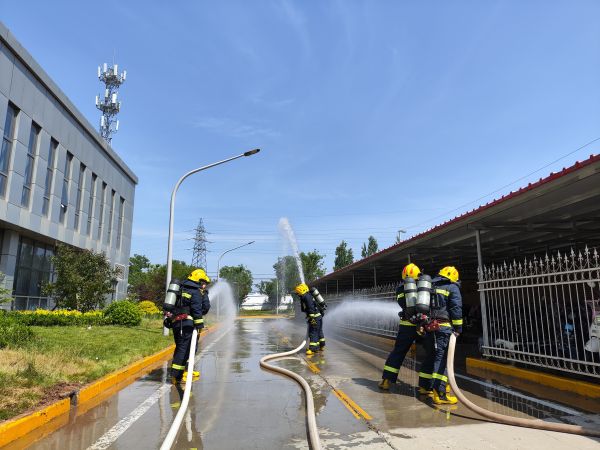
[[191, 219, 209, 271], [96, 63, 126, 145]]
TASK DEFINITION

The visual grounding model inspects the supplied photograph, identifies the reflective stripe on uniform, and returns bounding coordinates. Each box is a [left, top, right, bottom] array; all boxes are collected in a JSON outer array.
[[384, 365, 399, 374], [418, 372, 432, 379], [452, 319, 463, 325], [308, 313, 321, 317], [399, 320, 416, 327], [182, 292, 192, 298], [432, 373, 448, 382], [439, 322, 452, 327], [309, 342, 320, 347], [397, 293, 405, 298], [319, 338, 326, 342], [172, 363, 186, 370], [435, 289, 449, 296], [194, 318, 204, 324]]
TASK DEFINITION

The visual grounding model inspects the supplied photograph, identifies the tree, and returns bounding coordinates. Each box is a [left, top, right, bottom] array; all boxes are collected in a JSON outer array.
[[219, 265, 253, 305], [273, 256, 300, 294], [256, 279, 278, 305], [300, 250, 326, 283], [334, 241, 354, 270], [128, 257, 196, 305], [43, 244, 118, 312], [361, 236, 379, 258], [0, 272, 11, 305]]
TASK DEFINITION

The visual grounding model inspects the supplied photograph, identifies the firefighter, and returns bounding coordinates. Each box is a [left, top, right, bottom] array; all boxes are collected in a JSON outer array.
[[295, 283, 322, 355], [169, 268, 211, 384], [378, 263, 424, 390], [418, 266, 462, 404]]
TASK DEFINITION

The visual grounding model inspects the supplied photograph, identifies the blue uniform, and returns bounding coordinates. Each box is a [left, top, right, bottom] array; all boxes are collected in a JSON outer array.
[[300, 292, 323, 352], [382, 282, 420, 382], [418, 277, 462, 393], [170, 279, 210, 380]]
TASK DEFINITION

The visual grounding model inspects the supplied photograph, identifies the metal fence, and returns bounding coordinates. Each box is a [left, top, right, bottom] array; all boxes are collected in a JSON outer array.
[[479, 246, 600, 378], [7, 295, 56, 310]]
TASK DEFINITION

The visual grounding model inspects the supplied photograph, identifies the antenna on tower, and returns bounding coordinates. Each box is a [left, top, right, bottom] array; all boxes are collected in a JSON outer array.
[[96, 62, 126, 145], [191, 219, 210, 271]]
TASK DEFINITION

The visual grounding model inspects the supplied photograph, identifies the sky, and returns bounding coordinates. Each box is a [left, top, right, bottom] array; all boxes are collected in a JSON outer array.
[[1, 1, 599, 283]]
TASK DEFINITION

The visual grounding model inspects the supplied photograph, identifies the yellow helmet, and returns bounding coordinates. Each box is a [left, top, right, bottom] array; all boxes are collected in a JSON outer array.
[[294, 283, 309, 295], [188, 268, 211, 284], [402, 263, 421, 280], [439, 266, 459, 283]]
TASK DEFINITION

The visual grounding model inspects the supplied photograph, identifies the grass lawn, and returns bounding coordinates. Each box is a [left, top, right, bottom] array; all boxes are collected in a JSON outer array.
[[0, 318, 172, 421]]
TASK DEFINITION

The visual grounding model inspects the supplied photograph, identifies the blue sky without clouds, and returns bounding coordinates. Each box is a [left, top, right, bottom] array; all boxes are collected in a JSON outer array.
[[2, 1, 599, 282]]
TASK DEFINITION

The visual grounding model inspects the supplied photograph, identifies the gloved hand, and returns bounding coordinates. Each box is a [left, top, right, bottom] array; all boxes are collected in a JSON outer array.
[[163, 318, 173, 329], [195, 322, 205, 332]]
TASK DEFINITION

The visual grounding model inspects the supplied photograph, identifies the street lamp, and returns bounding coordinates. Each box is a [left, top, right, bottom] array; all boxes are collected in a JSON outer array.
[[163, 149, 260, 335], [216, 241, 255, 282], [215, 241, 255, 320]]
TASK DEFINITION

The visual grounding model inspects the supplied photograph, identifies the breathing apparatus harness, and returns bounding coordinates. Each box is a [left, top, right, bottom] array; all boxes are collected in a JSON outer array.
[[402, 275, 444, 335], [163, 279, 195, 335]]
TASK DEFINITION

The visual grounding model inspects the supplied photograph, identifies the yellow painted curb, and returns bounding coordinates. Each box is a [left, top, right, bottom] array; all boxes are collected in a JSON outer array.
[[78, 344, 175, 404], [0, 398, 70, 447], [466, 357, 600, 398]]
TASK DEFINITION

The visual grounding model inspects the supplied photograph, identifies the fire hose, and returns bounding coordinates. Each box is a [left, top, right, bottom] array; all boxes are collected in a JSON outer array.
[[447, 333, 600, 437], [259, 340, 323, 450], [160, 328, 198, 450]]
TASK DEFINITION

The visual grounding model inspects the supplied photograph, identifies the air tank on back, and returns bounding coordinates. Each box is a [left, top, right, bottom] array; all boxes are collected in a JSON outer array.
[[309, 287, 327, 313], [416, 274, 432, 314], [403, 277, 418, 318], [163, 279, 182, 313]]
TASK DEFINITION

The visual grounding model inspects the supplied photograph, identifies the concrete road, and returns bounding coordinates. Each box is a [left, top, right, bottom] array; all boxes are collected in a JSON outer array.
[[13, 318, 600, 449]]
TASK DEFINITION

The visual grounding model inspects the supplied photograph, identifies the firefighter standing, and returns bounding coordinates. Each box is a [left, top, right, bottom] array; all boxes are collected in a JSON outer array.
[[418, 266, 462, 404], [378, 263, 424, 391], [295, 283, 323, 355], [168, 269, 211, 384]]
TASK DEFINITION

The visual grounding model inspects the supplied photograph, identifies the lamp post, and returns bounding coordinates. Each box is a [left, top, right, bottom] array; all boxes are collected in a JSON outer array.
[[163, 149, 260, 335], [215, 241, 255, 320]]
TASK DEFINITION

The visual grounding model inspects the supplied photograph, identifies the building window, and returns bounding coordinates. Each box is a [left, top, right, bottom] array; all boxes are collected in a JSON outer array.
[[98, 182, 107, 240], [59, 152, 72, 224], [21, 122, 40, 208], [86, 173, 97, 236], [106, 189, 115, 245], [116, 197, 125, 249], [42, 138, 58, 216], [13, 237, 54, 310], [1, 103, 19, 198], [73, 163, 85, 230]]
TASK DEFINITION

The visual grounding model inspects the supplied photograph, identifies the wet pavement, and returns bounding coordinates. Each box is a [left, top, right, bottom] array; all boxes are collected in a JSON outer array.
[[10, 318, 600, 449]]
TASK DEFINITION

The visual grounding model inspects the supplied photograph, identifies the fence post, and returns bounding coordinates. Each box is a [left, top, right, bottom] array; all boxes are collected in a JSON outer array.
[[475, 229, 490, 354]]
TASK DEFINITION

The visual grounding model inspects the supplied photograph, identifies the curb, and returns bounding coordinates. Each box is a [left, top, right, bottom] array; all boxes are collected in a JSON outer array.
[[0, 325, 220, 448], [466, 357, 600, 398]]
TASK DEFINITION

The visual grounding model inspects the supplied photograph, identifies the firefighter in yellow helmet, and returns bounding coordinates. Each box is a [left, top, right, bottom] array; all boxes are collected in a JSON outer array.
[[378, 263, 427, 390], [295, 283, 323, 355], [169, 268, 211, 383], [418, 266, 462, 404]]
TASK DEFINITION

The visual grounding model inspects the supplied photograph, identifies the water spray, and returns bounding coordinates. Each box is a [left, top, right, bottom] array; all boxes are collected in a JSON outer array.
[[278, 217, 305, 283]]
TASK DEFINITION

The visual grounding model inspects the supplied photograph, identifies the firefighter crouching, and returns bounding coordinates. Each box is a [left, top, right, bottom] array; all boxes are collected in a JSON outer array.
[[164, 268, 211, 384], [378, 263, 423, 390], [418, 266, 462, 404], [295, 283, 326, 355]]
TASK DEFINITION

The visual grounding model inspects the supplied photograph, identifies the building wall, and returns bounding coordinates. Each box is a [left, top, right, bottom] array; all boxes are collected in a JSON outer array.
[[0, 23, 137, 308]]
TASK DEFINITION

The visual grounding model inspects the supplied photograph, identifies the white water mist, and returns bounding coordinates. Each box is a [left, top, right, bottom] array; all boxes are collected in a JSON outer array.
[[208, 280, 237, 323], [278, 217, 305, 283], [327, 299, 400, 337]]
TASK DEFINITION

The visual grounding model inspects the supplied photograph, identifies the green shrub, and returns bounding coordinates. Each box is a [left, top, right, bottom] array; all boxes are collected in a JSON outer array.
[[138, 300, 160, 315], [104, 300, 142, 327], [4, 310, 106, 327], [0, 316, 34, 348]]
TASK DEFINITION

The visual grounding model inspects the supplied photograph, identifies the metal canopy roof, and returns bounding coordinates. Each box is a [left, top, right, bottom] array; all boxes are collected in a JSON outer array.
[[313, 154, 600, 292]]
